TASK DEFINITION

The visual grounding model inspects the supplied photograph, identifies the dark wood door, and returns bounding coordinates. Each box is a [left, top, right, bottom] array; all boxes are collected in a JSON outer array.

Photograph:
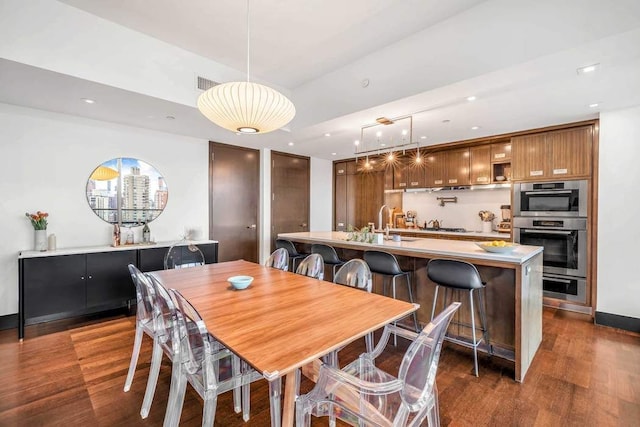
[[210, 142, 260, 262], [271, 152, 310, 251]]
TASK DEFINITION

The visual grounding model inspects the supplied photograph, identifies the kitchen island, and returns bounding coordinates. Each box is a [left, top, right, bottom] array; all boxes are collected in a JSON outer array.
[[279, 231, 543, 382]]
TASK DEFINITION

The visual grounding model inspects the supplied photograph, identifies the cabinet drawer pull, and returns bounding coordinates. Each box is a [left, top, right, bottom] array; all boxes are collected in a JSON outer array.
[[337, 169, 345, 174], [553, 168, 568, 175], [448, 179, 458, 184], [80, 276, 85, 280], [88, 275, 92, 279], [476, 177, 488, 182], [434, 180, 443, 185], [398, 182, 407, 187], [337, 222, 344, 227], [529, 170, 543, 176], [410, 181, 419, 186], [494, 153, 506, 159]]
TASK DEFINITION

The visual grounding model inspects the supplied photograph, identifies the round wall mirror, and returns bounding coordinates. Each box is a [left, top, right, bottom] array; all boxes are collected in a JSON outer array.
[[86, 157, 168, 225]]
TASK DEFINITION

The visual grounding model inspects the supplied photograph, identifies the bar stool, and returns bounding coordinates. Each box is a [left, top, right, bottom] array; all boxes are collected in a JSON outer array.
[[427, 258, 491, 377], [363, 250, 419, 344], [311, 243, 345, 281], [275, 239, 309, 272]]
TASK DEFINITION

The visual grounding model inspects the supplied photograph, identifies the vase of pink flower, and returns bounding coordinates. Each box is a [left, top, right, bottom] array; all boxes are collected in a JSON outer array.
[[25, 211, 49, 251]]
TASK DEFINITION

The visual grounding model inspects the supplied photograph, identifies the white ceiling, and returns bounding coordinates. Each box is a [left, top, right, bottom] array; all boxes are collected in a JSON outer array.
[[2, 0, 640, 160]]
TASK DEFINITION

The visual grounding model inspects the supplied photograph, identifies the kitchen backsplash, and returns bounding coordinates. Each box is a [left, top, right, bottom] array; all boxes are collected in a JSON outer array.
[[402, 187, 511, 232]]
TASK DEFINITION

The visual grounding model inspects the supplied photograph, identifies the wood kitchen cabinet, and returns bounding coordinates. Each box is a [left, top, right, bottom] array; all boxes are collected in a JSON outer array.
[[392, 156, 408, 189], [334, 161, 357, 231], [425, 151, 446, 187], [445, 148, 470, 186], [470, 145, 492, 185], [356, 158, 385, 228], [407, 158, 426, 188], [393, 155, 426, 189], [511, 126, 592, 181]]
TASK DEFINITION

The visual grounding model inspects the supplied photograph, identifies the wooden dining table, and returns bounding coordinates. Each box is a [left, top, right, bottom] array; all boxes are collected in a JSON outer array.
[[150, 259, 418, 427]]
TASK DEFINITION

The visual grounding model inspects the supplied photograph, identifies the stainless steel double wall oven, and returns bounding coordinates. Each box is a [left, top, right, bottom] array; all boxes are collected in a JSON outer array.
[[513, 180, 588, 304]]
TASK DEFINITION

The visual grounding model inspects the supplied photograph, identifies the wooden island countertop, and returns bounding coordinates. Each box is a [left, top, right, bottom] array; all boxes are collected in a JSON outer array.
[[279, 231, 544, 382]]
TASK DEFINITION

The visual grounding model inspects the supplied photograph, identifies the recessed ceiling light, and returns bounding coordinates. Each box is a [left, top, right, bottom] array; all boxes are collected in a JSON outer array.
[[81, 98, 95, 104], [376, 131, 382, 137], [324, 133, 331, 137], [354, 140, 360, 146], [420, 136, 427, 139], [466, 96, 477, 102], [589, 103, 599, 108], [331, 152, 337, 156], [166, 115, 175, 120], [471, 126, 480, 130], [288, 142, 294, 146], [577, 63, 599, 74]]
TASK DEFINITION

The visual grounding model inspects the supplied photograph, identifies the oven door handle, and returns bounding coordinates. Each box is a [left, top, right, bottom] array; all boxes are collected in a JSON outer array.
[[544, 276, 571, 284], [524, 190, 573, 195], [522, 229, 572, 235]]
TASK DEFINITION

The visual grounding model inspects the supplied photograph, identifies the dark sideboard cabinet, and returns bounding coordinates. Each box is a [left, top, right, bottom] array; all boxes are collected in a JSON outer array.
[[18, 242, 218, 339]]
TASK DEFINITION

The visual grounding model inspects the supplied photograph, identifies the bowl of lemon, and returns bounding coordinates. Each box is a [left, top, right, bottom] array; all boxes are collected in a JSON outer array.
[[476, 240, 517, 254]]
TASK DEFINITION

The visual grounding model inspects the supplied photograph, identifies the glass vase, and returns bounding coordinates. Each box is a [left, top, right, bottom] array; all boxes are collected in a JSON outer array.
[[34, 229, 47, 251]]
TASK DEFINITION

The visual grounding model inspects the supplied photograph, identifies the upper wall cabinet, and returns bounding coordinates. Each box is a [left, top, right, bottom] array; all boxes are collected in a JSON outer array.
[[511, 126, 592, 181], [445, 148, 470, 186], [425, 148, 470, 187], [470, 145, 491, 184]]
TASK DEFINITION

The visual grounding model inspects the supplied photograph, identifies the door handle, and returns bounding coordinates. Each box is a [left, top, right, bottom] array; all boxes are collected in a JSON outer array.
[[246, 224, 256, 229], [523, 229, 572, 235]]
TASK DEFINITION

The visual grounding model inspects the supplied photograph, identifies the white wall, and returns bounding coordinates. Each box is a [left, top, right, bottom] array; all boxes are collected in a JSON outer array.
[[597, 106, 640, 319], [0, 103, 210, 316], [402, 187, 511, 231], [310, 158, 333, 231]]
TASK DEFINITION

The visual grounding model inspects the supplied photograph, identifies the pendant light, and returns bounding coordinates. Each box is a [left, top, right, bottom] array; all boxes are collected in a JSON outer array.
[[197, 0, 295, 134]]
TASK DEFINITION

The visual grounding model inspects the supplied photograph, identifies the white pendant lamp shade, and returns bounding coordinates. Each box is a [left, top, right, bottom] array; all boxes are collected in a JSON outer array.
[[197, 81, 296, 134]]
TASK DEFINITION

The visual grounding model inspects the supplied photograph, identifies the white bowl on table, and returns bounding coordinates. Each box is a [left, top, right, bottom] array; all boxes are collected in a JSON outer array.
[[228, 275, 254, 290]]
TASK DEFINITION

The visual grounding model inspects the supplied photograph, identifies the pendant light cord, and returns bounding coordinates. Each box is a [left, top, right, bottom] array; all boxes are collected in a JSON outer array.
[[246, 0, 251, 82]]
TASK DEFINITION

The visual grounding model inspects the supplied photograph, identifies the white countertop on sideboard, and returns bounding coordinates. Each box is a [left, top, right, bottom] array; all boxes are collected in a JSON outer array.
[[19, 240, 218, 259], [279, 231, 541, 265]]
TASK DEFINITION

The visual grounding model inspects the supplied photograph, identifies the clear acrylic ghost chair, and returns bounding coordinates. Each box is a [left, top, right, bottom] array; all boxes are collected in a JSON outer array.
[[296, 302, 461, 427], [168, 288, 263, 427], [276, 238, 309, 271], [265, 247, 289, 271], [296, 253, 325, 280], [327, 259, 375, 367], [123, 264, 156, 393], [164, 242, 205, 269], [138, 274, 185, 421]]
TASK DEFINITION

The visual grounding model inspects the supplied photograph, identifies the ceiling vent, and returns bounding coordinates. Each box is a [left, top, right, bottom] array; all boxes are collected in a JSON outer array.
[[376, 117, 394, 125], [197, 76, 219, 91]]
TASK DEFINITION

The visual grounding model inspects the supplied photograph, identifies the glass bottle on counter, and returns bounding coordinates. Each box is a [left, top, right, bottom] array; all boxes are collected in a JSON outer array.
[[142, 222, 150, 243]]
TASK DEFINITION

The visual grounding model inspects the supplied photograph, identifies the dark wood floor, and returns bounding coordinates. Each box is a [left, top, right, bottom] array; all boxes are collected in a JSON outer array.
[[1, 308, 638, 426]]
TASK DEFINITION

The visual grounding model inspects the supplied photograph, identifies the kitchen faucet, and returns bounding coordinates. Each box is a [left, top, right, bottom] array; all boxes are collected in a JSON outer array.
[[378, 204, 389, 232]]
